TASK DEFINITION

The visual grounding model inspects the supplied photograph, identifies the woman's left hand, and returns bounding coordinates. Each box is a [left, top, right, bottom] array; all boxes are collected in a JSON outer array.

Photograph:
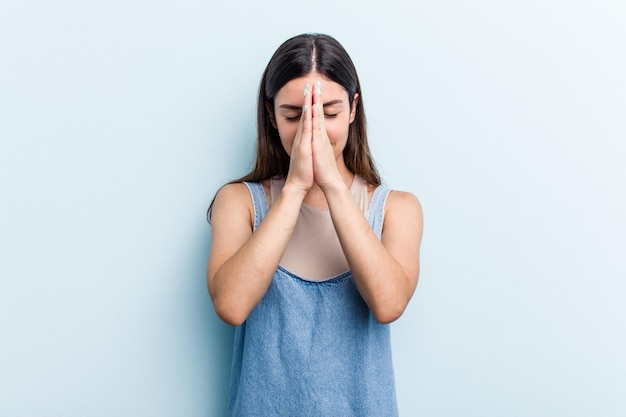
[[311, 81, 344, 190]]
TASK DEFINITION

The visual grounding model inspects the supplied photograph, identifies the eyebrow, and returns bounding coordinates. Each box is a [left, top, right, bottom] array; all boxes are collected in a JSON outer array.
[[278, 99, 343, 110]]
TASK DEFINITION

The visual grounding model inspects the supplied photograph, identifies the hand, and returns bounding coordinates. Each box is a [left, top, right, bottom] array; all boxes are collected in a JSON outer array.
[[285, 83, 314, 194], [311, 81, 343, 190]]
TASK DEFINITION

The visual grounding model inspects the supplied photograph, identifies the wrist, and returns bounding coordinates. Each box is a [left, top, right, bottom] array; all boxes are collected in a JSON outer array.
[[319, 179, 350, 198], [281, 181, 309, 202]]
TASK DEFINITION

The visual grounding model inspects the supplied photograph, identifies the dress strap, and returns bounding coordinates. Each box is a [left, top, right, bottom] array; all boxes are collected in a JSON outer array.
[[367, 185, 391, 239], [245, 180, 390, 238], [243, 182, 269, 231]]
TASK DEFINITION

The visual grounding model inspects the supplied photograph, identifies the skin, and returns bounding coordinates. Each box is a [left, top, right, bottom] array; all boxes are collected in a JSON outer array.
[[207, 73, 423, 325]]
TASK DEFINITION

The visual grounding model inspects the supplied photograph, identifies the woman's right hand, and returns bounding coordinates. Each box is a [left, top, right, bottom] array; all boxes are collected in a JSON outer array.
[[208, 83, 315, 325], [285, 82, 314, 195]]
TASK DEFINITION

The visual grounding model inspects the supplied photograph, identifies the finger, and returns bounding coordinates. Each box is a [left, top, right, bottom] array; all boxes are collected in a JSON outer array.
[[313, 79, 326, 133], [311, 82, 320, 133], [293, 83, 310, 140], [315, 80, 326, 132], [302, 82, 313, 141], [312, 80, 329, 143]]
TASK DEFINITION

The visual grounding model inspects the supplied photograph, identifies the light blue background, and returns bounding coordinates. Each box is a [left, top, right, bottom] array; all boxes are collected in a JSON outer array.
[[1, 1, 625, 416]]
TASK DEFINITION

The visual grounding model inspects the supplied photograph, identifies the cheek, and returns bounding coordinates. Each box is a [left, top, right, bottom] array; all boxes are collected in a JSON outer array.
[[277, 123, 298, 154], [325, 119, 350, 144]]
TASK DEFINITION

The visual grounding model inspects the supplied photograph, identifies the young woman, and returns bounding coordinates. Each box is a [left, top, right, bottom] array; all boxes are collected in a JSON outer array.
[[207, 33, 423, 416]]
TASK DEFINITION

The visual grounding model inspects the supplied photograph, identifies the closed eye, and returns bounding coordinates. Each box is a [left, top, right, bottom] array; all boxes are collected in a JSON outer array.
[[284, 113, 338, 122]]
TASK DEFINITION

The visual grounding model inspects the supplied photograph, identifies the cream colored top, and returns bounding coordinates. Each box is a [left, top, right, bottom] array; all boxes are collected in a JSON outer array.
[[269, 175, 370, 281]]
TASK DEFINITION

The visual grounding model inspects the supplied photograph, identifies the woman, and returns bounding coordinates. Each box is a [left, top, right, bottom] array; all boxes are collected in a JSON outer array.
[[207, 33, 423, 416]]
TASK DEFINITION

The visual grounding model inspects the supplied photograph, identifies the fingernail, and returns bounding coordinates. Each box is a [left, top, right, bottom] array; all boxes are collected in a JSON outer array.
[[316, 81, 322, 95], [303, 83, 310, 97], [303, 105, 308, 113]]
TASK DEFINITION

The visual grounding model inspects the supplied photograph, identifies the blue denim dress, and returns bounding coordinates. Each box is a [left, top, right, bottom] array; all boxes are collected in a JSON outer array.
[[228, 182, 398, 417]]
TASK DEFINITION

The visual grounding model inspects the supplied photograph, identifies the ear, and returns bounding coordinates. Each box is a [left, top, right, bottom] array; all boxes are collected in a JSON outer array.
[[349, 93, 359, 124], [265, 100, 277, 129]]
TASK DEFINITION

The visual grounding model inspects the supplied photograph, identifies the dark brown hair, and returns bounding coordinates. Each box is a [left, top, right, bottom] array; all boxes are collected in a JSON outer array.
[[208, 33, 380, 220]]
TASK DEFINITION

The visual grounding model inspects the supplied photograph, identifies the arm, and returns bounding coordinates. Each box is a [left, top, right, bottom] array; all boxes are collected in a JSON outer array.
[[324, 186, 423, 324], [311, 81, 423, 323], [207, 182, 307, 326], [207, 83, 314, 326]]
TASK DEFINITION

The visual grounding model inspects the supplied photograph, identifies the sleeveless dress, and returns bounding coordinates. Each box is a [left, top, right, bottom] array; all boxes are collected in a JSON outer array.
[[228, 181, 398, 417]]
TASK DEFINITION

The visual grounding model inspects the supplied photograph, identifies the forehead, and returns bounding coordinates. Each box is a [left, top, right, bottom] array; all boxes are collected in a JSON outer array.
[[274, 75, 349, 104]]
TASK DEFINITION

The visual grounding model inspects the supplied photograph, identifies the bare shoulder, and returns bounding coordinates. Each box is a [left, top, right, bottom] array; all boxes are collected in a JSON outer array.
[[382, 189, 424, 244], [214, 182, 250, 202], [385, 190, 423, 219], [211, 182, 254, 227]]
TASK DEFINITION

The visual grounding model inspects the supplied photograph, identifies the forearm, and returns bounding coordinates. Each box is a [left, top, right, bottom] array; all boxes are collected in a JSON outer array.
[[324, 184, 412, 324], [210, 184, 305, 325]]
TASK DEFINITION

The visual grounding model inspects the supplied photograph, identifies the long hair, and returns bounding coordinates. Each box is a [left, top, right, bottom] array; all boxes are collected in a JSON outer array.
[[208, 33, 380, 220]]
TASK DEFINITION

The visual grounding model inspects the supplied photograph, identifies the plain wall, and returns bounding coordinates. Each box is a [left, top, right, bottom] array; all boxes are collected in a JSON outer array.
[[1, 0, 624, 416]]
